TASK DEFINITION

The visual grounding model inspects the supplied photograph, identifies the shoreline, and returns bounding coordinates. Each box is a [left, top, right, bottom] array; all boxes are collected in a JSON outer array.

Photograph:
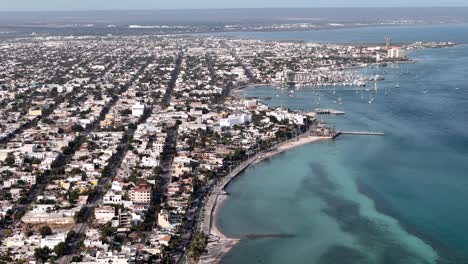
[[199, 134, 332, 264]]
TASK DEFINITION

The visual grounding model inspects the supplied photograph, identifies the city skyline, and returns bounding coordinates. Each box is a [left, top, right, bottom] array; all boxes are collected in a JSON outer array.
[[1, 0, 468, 11]]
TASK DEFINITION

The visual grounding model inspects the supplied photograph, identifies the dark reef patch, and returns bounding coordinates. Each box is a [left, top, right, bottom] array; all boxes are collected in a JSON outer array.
[[305, 161, 437, 264]]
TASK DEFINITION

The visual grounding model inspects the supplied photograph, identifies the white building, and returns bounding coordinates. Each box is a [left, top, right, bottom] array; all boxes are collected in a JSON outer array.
[[376, 53, 382, 62], [142, 157, 160, 167], [111, 181, 123, 192], [40, 233, 67, 249], [220, 113, 252, 127], [244, 99, 258, 109], [21, 174, 37, 185], [132, 103, 145, 117], [103, 192, 123, 205], [153, 142, 165, 156], [94, 206, 115, 224], [3, 233, 26, 248], [387, 48, 406, 59]]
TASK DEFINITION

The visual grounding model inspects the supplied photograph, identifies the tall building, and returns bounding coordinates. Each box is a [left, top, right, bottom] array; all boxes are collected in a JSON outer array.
[[387, 48, 406, 59], [385, 36, 392, 50], [129, 184, 152, 204]]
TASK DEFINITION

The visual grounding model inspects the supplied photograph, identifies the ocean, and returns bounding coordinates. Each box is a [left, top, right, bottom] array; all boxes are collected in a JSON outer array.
[[214, 25, 468, 264]]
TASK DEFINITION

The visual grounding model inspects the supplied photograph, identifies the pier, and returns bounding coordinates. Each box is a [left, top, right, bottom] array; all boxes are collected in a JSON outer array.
[[334, 131, 385, 138], [315, 108, 345, 115]]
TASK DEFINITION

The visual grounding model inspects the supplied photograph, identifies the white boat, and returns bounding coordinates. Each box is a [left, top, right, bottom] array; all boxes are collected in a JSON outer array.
[[395, 72, 400, 88]]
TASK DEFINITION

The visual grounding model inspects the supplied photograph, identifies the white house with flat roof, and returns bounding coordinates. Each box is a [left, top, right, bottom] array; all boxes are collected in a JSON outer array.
[[132, 103, 145, 117]]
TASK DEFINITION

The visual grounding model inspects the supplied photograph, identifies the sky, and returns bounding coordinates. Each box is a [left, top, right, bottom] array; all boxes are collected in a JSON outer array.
[[1, 0, 468, 11]]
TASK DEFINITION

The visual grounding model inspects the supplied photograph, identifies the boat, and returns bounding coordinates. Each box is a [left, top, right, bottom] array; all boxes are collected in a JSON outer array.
[[370, 74, 385, 81], [395, 71, 400, 88]]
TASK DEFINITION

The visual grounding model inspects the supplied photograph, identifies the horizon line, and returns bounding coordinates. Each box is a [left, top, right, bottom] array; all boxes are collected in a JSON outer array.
[[2, 6, 468, 13]]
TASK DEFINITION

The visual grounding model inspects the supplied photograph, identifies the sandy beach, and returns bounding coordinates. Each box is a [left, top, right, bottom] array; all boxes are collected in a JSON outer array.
[[254, 135, 332, 164], [199, 134, 332, 264]]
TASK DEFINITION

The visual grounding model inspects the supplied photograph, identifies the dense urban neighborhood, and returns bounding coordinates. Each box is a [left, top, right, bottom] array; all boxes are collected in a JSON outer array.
[[0, 35, 420, 263]]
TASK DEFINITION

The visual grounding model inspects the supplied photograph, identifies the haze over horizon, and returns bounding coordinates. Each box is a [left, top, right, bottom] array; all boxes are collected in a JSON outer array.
[[1, 0, 468, 12]]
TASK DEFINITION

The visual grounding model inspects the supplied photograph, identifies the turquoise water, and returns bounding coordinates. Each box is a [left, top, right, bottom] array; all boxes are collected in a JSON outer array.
[[216, 27, 468, 264]]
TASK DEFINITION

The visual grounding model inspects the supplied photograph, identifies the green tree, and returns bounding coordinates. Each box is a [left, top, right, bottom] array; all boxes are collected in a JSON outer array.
[[34, 247, 51, 263], [100, 222, 117, 241], [71, 256, 83, 262], [38, 225, 52, 238], [67, 189, 80, 204], [71, 124, 84, 133], [66, 230, 76, 242], [4, 153, 15, 166], [53, 242, 67, 257], [153, 166, 163, 176], [187, 232, 208, 262], [128, 123, 137, 130]]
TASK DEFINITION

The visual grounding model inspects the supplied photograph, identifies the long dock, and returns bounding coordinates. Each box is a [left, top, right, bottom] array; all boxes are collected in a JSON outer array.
[[335, 131, 385, 137], [315, 108, 345, 115]]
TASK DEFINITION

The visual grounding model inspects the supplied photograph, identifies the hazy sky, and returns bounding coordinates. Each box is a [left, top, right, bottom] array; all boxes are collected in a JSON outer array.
[[1, 0, 467, 11]]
